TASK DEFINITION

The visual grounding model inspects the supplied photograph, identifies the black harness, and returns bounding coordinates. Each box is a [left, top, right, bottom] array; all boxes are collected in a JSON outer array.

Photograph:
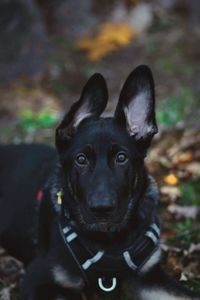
[[37, 176, 160, 294], [57, 196, 160, 293]]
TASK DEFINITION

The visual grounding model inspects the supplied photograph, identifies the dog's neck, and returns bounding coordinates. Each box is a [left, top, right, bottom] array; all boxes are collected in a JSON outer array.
[[73, 217, 142, 254]]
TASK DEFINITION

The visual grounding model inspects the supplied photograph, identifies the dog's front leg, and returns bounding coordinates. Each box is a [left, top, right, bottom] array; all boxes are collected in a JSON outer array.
[[22, 257, 84, 300], [124, 264, 200, 300], [22, 257, 58, 300]]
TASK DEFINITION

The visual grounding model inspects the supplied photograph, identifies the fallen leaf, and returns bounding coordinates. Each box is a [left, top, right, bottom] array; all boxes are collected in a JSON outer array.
[[76, 22, 135, 61], [182, 261, 200, 278], [194, 149, 200, 160], [188, 243, 200, 254], [180, 272, 188, 281], [185, 162, 200, 178], [164, 252, 183, 277], [161, 229, 177, 240], [0, 256, 24, 283], [167, 204, 199, 220], [160, 186, 181, 202], [172, 151, 193, 165], [161, 244, 182, 253], [176, 170, 191, 180], [164, 174, 179, 186], [157, 156, 173, 168], [0, 287, 11, 300]]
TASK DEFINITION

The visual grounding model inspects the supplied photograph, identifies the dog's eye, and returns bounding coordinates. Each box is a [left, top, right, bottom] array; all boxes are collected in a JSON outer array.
[[75, 153, 88, 166], [116, 152, 128, 164]]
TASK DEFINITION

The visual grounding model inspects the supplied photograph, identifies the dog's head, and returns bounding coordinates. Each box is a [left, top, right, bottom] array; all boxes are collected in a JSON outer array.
[[56, 65, 157, 233]]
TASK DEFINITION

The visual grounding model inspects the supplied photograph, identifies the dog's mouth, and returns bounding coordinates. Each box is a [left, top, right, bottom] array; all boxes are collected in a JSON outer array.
[[73, 202, 134, 233], [92, 211, 114, 221], [82, 207, 115, 224]]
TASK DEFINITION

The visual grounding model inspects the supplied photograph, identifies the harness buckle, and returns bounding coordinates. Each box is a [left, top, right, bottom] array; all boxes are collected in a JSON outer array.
[[98, 277, 117, 292]]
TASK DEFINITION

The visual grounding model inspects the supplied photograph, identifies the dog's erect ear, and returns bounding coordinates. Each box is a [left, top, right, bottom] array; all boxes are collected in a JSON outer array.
[[114, 65, 158, 148], [56, 73, 108, 149]]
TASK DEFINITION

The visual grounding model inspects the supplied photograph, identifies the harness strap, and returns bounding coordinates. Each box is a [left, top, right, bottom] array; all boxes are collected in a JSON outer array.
[[123, 251, 137, 270], [82, 251, 104, 270], [59, 215, 160, 291], [58, 221, 89, 285], [54, 190, 161, 293]]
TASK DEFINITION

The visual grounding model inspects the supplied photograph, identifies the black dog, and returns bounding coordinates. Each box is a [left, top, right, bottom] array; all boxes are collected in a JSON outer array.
[[0, 66, 199, 300]]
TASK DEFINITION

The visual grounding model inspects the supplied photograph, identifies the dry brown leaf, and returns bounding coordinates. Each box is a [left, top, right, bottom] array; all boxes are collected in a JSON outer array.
[[164, 174, 179, 186], [185, 162, 200, 178], [172, 151, 193, 165], [157, 156, 173, 168], [0, 87, 60, 117], [179, 131, 200, 151], [0, 256, 24, 283], [182, 261, 200, 279], [176, 170, 191, 180], [194, 149, 200, 160], [161, 229, 177, 240], [76, 22, 135, 61], [165, 253, 183, 277]]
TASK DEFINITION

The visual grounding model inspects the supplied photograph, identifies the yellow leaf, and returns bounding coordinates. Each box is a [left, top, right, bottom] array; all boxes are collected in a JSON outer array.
[[76, 22, 135, 61], [88, 44, 117, 61], [164, 174, 179, 186]]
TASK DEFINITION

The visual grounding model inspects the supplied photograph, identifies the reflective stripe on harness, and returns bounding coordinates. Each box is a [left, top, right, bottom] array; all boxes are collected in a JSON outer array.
[[56, 190, 160, 293]]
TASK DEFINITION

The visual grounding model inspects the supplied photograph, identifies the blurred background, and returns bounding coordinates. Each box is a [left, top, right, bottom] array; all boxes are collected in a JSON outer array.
[[0, 0, 200, 299]]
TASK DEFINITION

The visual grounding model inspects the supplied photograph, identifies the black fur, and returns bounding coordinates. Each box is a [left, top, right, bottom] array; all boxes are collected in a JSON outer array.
[[0, 65, 199, 300]]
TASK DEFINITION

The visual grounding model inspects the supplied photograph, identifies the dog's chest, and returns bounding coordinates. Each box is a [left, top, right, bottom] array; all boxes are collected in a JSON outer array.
[[52, 265, 84, 290]]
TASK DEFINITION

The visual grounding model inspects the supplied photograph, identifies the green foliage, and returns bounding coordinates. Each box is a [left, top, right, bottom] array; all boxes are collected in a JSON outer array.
[[159, 57, 177, 73], [0, 281, 7, 289], [81, 65, 98, 77], [186, 278, 200, 292], [19, 109, 58, 133], [176, 218, 193, 234], [172, 219, 200, 248], [51, 80, 69, 95], [180, 181, 200, 205], [149, 16, 178, 33], [144, 40, 156, 55], [157, 96, 183, 126], [157, 88, 195, 127], [159, 56, 194, 76]]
